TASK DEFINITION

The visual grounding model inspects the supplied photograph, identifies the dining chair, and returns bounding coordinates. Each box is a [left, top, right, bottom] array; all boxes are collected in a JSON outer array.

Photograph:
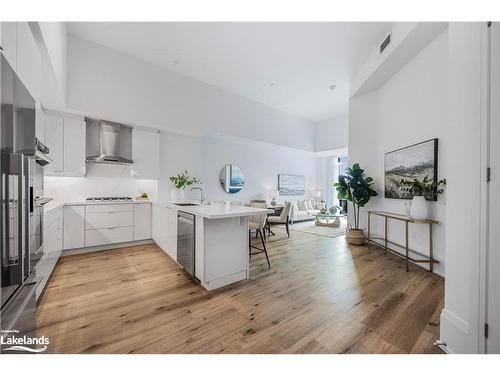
[[248, 202, 270, 268], [266, 201, 291, 238]]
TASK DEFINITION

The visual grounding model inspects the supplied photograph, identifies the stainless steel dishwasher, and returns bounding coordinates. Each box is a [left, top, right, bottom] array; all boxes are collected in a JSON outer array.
[[177, 211, 195, 276]]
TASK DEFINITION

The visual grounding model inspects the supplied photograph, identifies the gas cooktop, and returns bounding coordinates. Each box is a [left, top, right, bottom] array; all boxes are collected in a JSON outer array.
[[86, 197, 133, 202]]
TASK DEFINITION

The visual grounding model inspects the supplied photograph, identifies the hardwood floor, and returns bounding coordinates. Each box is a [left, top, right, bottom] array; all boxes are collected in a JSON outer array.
[[36, 228, 444, 354]]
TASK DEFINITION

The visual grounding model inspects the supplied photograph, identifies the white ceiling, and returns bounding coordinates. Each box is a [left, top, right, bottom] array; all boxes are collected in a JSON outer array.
[[68, 22, 392, 122]]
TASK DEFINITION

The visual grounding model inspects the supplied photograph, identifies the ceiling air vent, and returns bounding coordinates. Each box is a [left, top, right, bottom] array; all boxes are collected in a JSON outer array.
[[380, 33, 391, 54]]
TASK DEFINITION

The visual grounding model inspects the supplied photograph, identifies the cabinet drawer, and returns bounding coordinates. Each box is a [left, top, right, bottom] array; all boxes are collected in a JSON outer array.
[[85, 226, 134, 247], [86, 204, 134, 213], [86, 211, 133, 230]]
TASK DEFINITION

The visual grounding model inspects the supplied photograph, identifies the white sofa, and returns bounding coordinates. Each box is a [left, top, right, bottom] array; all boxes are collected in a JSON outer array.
[[287, 199, 326, 224]]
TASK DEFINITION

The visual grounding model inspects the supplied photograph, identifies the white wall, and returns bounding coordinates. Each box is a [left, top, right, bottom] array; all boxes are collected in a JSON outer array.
[[315, 113, 348, 152], [66, 35, 316, 152], [38, 22, 67, 100], [348, 30, 448, 276], [44, 163, 158, 203], [158, 131, 318, 203], [348, 90, 380, 229]]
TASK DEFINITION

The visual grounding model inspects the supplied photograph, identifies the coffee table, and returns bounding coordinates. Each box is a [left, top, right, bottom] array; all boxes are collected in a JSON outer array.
[[314, 213, 346, 228]]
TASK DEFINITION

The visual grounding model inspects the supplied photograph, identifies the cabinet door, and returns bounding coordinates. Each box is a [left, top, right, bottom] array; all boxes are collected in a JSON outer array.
[[132, 129, 159, 179], [63, 205, 85, 250], [166, 207, 178, 261], [37, 206, 63, 300], [35, 104, 45, 144], [152, 205, 172, 258], [134, 204, 152, 240], [45, 115, 64, 174], [63, 118, 86, 176]]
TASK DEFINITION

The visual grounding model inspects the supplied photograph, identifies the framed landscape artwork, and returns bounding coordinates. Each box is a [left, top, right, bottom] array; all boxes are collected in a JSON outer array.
[[278, 174, 305, 195], [384, 138, 438, 200]]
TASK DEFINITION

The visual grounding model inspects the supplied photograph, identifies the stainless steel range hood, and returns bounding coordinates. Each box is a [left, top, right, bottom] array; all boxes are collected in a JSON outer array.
[[86, 118, 133, 165]]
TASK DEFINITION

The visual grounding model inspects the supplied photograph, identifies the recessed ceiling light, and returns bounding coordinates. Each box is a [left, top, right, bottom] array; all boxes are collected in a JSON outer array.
[[329, 85, 337, 91]]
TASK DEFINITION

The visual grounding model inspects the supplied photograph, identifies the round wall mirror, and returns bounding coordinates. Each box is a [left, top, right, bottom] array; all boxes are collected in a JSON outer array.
[[219, 164, 245, 194]]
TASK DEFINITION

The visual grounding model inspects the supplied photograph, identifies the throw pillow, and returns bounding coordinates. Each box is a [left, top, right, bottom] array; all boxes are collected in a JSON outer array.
[[297, 200, 306, 210], [306, 199, 314, 210]]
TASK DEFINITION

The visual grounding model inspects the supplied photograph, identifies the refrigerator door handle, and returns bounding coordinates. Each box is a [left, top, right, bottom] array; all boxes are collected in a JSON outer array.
[[11, 154, 25, 279]]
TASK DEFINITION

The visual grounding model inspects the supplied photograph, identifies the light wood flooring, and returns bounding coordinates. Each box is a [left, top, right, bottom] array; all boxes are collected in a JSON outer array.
[[37, 228, 444, 354]]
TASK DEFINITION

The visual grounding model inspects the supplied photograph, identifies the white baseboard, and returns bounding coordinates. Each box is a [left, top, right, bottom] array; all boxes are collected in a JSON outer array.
[[439, 308, 474, 354], [62, 239, 154, 256]]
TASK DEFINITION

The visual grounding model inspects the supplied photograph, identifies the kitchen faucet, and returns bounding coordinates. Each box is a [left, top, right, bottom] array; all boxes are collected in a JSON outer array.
[[191, 187, 204, 204]]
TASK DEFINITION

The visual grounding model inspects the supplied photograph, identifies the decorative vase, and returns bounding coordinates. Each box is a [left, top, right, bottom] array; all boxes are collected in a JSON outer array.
[[346, 225, 365, 246], [170, 188, 185, 201], [410, 195, 428, 220]]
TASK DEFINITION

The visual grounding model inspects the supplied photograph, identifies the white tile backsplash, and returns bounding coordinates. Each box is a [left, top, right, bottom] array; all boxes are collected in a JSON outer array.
[[44, 164, 158, 202]]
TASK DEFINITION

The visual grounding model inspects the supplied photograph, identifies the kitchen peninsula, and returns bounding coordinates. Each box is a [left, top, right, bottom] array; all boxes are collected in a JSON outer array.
[[152, 202, 272, 290]]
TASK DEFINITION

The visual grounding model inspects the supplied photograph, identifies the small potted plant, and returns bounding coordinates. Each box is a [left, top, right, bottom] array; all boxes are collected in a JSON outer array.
[[334, 164, 378, 245], [400, 176, 446, 220], [169, 170, 201, 201]]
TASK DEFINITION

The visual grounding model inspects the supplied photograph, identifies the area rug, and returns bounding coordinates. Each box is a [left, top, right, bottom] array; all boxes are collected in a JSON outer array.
[[288, 218, 347, 238]]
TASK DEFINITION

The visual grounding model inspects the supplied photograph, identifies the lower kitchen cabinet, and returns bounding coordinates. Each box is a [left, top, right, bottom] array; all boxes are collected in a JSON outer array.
[[63, 205, 85, 250], [36, 206, 63, 300], [86, 226, 134, 247], [152, 204, 177, 261], [134, 203, 152, 240], [60, 202, 152, 251]]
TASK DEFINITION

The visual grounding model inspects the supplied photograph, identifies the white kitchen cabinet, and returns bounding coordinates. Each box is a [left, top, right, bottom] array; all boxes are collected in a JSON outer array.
[[36, 104, 45, 144], [134, 203, 152, 240], [37, 206, 63, 300], [132, 128, 160, 180], [152, 204, 176, 260], [1, 22, 17, 69], [45, 114, 86, 177], [63, 118, 86, 176], [86, 211, 134, 230], [84, 204, 136, 248], [45, 115, 64, 173], [166, 206, 178, 260], [63, 205, 85, 250], [85, 227, 134, 247]]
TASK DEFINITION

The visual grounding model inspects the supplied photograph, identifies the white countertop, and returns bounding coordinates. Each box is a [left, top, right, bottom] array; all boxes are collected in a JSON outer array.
[[154, 200, 273, 219], [43, 199, 270, 219], [43, 199, 152, 213]]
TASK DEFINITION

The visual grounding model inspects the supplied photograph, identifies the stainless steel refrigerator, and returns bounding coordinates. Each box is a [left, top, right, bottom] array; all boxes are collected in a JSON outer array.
[[1, 50, 51, 353]]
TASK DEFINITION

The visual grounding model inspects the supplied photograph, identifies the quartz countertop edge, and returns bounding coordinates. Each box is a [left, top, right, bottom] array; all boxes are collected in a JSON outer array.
[[153, 201, 273, 219], [43, 199, 152, 213], [43, 200, 272, 219]]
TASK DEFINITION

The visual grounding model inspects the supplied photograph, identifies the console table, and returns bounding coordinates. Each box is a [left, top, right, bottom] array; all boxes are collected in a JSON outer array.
[[367, 210, 439, 273]]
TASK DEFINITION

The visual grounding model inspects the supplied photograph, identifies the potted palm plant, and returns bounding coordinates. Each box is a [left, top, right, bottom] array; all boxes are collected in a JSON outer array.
[[400, 176, 446, 220], [334, 163, 378, 245], [169, 170, 201, 201]]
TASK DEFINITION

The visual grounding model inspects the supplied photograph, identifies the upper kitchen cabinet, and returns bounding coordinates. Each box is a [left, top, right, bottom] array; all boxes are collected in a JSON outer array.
[[45, 113, 86, 177], [63, 118, 86, 175], [132, 128, 160, 180]]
